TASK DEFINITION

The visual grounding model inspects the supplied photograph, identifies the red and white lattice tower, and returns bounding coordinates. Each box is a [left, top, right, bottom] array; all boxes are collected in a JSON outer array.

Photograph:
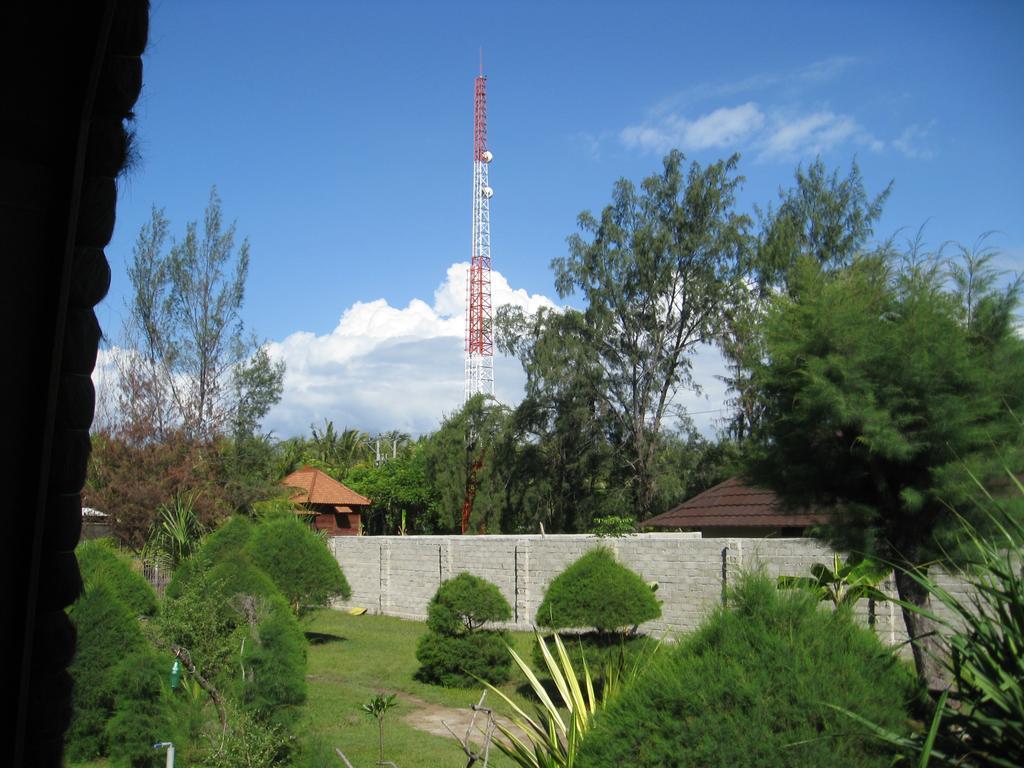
[[465, 62, 494, 401]]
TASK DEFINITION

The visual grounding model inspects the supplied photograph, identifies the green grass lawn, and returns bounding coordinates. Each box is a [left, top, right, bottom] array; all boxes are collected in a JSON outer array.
[[299, 609, 540, 768]]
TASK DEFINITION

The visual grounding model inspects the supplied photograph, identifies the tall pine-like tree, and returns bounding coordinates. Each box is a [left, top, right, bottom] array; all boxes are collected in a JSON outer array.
[[749, 251, 1024, 689]]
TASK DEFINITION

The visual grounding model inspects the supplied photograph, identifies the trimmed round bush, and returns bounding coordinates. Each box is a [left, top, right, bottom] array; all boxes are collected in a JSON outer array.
[[577, 574, 913, 768], [415, 631, 512, 688], [246, 515, 351, 612], [77, 538, 157, 617], [535, 547, 660, 632], [416, 573, 513, 687], [426, 572, 512, 635]]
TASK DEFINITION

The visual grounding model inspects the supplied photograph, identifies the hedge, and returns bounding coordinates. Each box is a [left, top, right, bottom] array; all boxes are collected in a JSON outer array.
[[577, 574, 913, 768]]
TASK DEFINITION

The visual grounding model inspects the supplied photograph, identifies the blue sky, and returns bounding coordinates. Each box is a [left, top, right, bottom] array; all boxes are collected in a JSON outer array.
[[98, 0, 1024, 437]]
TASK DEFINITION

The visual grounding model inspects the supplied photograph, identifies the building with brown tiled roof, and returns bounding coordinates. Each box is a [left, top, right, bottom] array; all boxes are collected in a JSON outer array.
[[641, 476, 828, 537], [281, 466, 371, 536]]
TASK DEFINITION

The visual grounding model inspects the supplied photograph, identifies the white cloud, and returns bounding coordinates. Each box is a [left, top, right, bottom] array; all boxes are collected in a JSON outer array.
[[619, 101, 886, 162], [621, 103, 765, 154], [96, 264, 731, 440], [648, 56, 860, 117], [262, 263, 558, 437], [615, 56, 911, 163], [758, 110, 861, 159], [892, 123, 935, 160]]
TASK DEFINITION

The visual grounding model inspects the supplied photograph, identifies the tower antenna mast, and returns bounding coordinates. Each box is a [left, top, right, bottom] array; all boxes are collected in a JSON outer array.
[[465, 57, 494, 401]]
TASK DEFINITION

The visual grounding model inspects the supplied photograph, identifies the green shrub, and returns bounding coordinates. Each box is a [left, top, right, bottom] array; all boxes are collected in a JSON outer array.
[[577, 574, 913, 768], [163, 515, 254, 599], [158, 563, 242, 686], [105, 649, 174, 768], [416, 573, 513, 687], [246, 515, 351, 612], [163, 552, 204, 600], [240, 594, 308, 727], [201, 515, 255, 562], [198, 703, 294, 768], [161, 552, 307, 730], [535, 548, 660, 632], [590, 515, 636, 537], [425, 572, 512, 635], [208, 552, 282, 603], [252, 496, 298, 521], [415, 631, 512, 688], [77, 538, 157, 617], [66, 583, 147, 761]]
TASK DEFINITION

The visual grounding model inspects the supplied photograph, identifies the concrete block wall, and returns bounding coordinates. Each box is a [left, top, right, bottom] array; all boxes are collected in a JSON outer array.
[[330, 533, 970, 645]]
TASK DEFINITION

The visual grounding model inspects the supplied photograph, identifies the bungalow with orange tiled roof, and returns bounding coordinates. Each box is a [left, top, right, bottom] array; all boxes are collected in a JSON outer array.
[[641, 476, 828, 538], [281, 466, 371, 536]]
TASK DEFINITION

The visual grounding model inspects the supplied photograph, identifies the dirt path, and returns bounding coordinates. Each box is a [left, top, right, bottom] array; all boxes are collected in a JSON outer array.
[[397, 692, 529, 749]]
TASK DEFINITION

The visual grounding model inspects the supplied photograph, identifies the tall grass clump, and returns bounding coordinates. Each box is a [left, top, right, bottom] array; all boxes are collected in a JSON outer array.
[[577, 573, 913, 768]]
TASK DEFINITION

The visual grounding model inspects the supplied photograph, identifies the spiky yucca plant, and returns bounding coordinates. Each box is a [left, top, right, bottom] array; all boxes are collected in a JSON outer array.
[[477, 632, 654, 768]]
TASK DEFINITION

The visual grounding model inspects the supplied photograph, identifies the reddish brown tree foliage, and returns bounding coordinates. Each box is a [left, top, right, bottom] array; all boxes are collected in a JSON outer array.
[[83, 430, 233, 549]]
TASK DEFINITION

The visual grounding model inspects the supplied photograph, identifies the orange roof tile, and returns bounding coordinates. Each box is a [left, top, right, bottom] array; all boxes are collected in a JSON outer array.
[[641, 477, 827, 529], [281, 466, 371, 507]]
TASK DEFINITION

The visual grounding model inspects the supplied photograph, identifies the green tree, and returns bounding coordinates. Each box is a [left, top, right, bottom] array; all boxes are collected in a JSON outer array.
[[755, 157, 891, 287], [119, 188, 284, 442], [307, 420, 370, 474], [425, 395, 511, 533], [159, 541, 309, 747], [105, 649, 174, 768], [246, 514, 351, 612], [361, 694, 399, 765], [749, 252, 1024, 688], [720, 158, 891, 442], [344, 440, 440, 534], [550, 150, 750, 517], [497, 306, 625, 532]]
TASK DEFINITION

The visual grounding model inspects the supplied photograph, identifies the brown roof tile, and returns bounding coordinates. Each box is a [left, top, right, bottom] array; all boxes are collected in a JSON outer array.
[[641, 477, 827, 529], [281, 466, 371, 508]]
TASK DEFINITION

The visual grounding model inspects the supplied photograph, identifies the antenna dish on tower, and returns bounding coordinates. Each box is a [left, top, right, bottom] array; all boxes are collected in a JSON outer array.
[[482, 150, 493, 163]]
